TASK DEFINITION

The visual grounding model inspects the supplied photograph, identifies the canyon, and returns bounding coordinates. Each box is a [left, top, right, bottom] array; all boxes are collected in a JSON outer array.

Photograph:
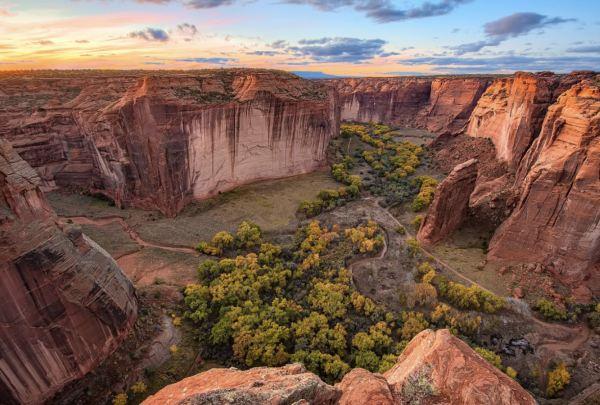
[[0, 69, 598, 404], [0, 70, 337, 217]]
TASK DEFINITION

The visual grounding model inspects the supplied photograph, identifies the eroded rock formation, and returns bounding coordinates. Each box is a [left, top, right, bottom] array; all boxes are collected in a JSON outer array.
[[328, 76, 491, 134], [466, 71, 596, 169], [0, 140, 138, 404], [488, 79, 600, 297], [1, 69, 338, 216], [142, 329, 535, 405], [417, 159, 479, 246]]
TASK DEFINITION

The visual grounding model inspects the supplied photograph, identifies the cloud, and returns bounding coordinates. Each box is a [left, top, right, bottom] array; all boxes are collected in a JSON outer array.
[[175, 57, 236, 64], [566, 45, 600, 53], [183, 0, 235, 7], [247, 50, 282, 56], [286, 37, 392, 63], [76, 40, 89, 44], [129, 27, 170, 42], [135, 0, 469, 22], [177, 22, 198, 36], [270, 40, 288, 49], [34, 40, 54, 45], [450, 12, 575, 55], [400, 55, 600, 73], [483, 13, 575, 37]]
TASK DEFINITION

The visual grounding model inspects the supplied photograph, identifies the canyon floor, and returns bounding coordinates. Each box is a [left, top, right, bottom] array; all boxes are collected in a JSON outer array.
[[47, 126, 598, 404]]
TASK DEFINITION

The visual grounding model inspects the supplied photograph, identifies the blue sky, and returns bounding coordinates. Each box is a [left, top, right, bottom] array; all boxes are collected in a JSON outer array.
[[1, 0, 598, 74]]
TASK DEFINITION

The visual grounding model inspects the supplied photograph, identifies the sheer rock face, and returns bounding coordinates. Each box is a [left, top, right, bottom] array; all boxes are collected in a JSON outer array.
[[488, 79, 600, 297], [417, 159, 479, 246], [141, 364, 341, 405], [466, 71, 597, 169], [0, 140, 138, 405], [0, 70, 338, 217], [143, 330, 535, 405], [328, 77, 491, 134], [466, 72, 560, 168], [384, 329, 536, 405]]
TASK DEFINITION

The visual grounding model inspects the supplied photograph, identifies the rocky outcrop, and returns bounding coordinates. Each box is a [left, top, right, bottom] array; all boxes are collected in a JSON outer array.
[[143, 329, 535, 405], [328, 76, 491, 134], [141, 363, 340, 405], [488, 79, 600, 297], [1, 69, 338, 216], [417, 159, 479, 245], [384, 329, 536, 405], [0, 140, 138, 404]]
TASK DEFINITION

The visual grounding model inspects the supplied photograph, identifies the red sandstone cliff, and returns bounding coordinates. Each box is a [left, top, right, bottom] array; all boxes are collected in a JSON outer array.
[[417, 159, 479, 246], [0, 70, 338, 216], [328, 76, 491, 134], [0, 140, 138, 404], [466, 71, 596, 169], [142, 329, 535, 405], [487, 78, 600, 297]]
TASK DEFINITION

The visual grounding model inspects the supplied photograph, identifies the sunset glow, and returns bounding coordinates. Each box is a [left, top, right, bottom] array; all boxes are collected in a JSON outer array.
[[1, 0, 599, 75]]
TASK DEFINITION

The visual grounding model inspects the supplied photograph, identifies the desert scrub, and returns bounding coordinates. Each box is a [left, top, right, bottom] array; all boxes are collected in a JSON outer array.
[[185, 219, 401, 383], [546, 363, 570, 397], [299, 156, 360, 218], [534, 298, 568, 321], [401, 365, 437, 404], [474, 347, 502, 370], [435, 277, 505, 314], [412, 176, 438, 212]]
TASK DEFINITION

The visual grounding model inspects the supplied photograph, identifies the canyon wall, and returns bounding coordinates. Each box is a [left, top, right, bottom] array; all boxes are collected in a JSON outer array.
[[488, 79, 600, 296], [0, 140, 138, 404], [328, 76, 492, 134], [466, 71, 596, 168], [0, 70, 338, 216], [142, 329, 535, 405]]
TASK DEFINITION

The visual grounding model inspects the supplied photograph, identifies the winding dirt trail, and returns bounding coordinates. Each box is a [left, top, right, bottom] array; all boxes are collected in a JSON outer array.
[[59, 215, 198, 255], [355, 198, 591, 354]]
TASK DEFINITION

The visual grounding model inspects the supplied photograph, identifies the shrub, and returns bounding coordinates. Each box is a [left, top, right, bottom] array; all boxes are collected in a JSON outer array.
[[112, 393, 127, 405], [406, 238, 421, 257], [506, 367, 518, 379], [535, 299, 568, 321], [401, 365, 437, 404], [412, 176, 438, 212], [546, 363, 570, 397], [236, 221, 262, 248], [412, 215, 424, 230], [130, 381, 147, 394], [400, 312, 429, 340], [475, 347, 502, 370], [440, 281, 505, 314]]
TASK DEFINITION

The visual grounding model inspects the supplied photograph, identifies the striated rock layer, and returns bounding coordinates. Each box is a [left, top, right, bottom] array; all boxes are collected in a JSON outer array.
[[466, 71, 596, 169], [143, 329, 535, 405], [417, 159, 479, 246], [488, 79, 600, 297], [327, 76, 492, 134], [0, 69, 338, 216], [0, 140, 138, 404]]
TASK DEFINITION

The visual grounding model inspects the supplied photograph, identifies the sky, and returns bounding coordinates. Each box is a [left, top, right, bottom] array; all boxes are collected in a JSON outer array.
[[0, 0, 599, 75]]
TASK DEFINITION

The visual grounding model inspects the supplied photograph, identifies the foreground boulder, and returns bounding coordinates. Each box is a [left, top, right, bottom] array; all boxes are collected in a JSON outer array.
[[143, 329, 535, 405], [141, 364, 340, 405], [384, 329, 536, 405], [488, 78, 600, 298], [417, 159, 479, 246], [0, 140, 138, 404]]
